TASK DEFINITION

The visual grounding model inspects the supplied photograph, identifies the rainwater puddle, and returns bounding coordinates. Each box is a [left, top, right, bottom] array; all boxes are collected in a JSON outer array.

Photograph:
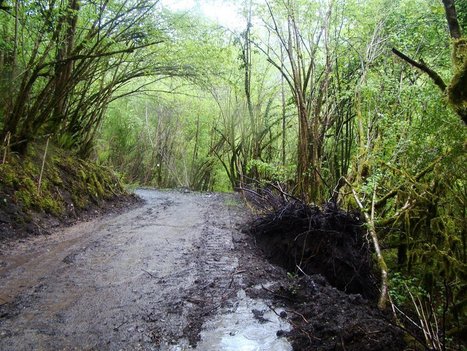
[[195, 289, 292, 351]]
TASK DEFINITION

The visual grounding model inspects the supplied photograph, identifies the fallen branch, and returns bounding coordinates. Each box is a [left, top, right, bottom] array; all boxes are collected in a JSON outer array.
[[344, 178, 388, 310], [407, 286, 443, 350], [261, 284, 293, 301], [287, 309, 310, 324], [228, 269, 246, 288], [264, 181, 304, 204], [2, 132, 10, 164]]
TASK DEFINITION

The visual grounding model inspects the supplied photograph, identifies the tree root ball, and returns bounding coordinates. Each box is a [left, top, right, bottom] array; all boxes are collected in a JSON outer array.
[[250, 201, 379, 300]]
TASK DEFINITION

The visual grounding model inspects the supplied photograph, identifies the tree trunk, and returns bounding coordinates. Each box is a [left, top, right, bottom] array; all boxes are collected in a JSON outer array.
[[297, 101, 311, 199], [281, 46, 287, 166], [442, 0, 462, 39], [53, 0, 79, 126]]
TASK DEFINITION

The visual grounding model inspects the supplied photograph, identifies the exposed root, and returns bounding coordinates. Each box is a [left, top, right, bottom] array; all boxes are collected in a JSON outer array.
[[246, 187, 379, 300]]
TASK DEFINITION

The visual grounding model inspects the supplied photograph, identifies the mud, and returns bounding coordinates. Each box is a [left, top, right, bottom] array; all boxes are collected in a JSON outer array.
[[0, 189, 291, 350], [0, 189, 405, 350]]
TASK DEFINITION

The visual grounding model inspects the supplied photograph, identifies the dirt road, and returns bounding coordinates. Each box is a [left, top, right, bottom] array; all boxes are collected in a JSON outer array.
[[0, 189, 291, 350]]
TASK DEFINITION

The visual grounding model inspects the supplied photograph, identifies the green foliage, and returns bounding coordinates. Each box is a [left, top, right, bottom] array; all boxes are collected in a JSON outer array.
[[389, 272, 427, 306], [246, 159, 295, 183], [0, 0, 196, 156]]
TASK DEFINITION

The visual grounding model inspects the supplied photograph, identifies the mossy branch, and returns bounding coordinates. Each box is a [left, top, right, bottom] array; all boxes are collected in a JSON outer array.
[[375, 154, 445, 209], [391, 48, 447, 92]]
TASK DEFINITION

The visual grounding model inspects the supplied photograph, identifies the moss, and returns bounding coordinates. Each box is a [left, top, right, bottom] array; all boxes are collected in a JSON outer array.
[[49, 167, 64, 186], [24, 176, 35, 188], [448, 38, 467, 124], [15, 189, 33, 207], [79, 169, 87, 181], [23, 160, 38, 175], [71, 193, 88, 210], [51, 155, 62, 164], [448, 59, 467, 106], [452, 38, 467, 68], [93, 173, 105, 197], [1, 140, 127, 232], [40, 195, 64, 216], [12, 178, 36, 210], [0, 163, 19, 187]]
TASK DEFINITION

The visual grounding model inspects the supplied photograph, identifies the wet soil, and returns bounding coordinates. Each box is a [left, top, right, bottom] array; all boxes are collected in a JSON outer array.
[[0, 189, 405, 350]]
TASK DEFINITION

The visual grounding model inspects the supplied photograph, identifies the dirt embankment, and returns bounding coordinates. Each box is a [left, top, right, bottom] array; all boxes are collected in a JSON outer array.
[[0, 189, 405, 350], [0, 143, 138, 242]]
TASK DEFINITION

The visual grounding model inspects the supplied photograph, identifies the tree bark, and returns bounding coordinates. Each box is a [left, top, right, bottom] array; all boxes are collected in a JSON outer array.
[[442, 0, 462, 39]]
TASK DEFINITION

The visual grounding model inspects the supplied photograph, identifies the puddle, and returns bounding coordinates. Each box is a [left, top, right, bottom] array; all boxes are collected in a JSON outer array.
[[195, 289, 292, 351]]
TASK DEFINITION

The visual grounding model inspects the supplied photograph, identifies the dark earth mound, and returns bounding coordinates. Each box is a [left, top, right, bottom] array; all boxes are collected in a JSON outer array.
[[260, 274, 406, 351], [251, 200, 379, 300], [244, 196, 406, 350]]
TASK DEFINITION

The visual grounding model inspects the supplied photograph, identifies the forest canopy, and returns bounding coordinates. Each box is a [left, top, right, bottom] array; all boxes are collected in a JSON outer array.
[[1, 0, 466, 349]]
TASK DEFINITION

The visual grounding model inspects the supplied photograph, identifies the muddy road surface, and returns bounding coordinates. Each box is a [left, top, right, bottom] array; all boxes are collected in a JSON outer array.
[[0, 189, 293, 350]]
